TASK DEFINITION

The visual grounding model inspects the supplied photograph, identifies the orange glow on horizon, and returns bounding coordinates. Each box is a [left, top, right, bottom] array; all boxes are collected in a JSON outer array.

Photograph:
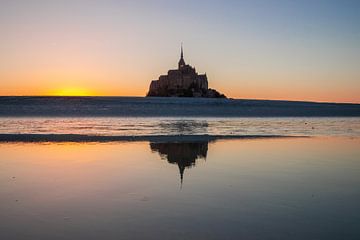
[[0, 80, 360, 103], [0, 88, 358, 103], [49, 88, 96, 97], [42, 86, 146, 97]]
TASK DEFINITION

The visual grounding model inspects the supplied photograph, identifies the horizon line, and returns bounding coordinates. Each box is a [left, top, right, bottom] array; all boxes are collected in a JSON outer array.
[[0, 95, 359, 105]]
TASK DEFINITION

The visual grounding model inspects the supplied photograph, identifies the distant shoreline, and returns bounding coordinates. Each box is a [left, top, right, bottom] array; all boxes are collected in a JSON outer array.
[[0, 96, 359, 105], [0, 134, 306, 143], [0, 96, 359, 117]]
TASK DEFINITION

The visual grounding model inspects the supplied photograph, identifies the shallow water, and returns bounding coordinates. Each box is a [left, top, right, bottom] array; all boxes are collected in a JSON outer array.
[[0, 117, 360, 137], [0, 137, 360, 240]]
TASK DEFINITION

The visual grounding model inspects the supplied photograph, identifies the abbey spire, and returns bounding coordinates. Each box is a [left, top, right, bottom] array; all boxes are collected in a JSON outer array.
[[178, 44, 186, 69]]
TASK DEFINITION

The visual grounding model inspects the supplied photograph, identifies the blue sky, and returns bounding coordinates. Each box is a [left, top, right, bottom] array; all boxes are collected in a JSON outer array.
[[0, 0, 359, 101]]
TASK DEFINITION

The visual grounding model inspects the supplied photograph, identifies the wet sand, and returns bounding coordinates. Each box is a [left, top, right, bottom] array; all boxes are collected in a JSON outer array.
[[0, 137, 359, 240], [0, 133, 303, 143]]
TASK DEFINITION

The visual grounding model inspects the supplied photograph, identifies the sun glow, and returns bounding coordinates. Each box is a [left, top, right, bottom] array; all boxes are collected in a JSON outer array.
[[51, 88, 95, 96]]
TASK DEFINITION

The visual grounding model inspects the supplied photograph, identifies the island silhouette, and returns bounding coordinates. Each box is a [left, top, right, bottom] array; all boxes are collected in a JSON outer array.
[[147, 45, 226, 98]]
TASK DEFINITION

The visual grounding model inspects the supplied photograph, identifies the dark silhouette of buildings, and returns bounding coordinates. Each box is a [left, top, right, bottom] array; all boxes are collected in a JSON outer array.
[[147, 45, 226, 98], [150, 141, 208, 187]]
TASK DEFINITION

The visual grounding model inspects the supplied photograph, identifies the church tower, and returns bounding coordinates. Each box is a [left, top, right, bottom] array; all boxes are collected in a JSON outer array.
[[178, 44, 186, 69]]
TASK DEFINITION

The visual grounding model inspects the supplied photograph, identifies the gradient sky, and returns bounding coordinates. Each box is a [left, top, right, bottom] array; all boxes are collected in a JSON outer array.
[[0, 0, 359, 102]]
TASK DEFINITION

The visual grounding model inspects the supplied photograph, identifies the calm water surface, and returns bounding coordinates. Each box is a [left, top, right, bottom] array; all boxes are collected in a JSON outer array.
[[0, 136, 360, 240]]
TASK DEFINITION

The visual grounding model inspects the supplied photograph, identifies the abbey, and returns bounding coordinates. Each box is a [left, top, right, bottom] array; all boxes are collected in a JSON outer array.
[[146, 46, 226, 98]]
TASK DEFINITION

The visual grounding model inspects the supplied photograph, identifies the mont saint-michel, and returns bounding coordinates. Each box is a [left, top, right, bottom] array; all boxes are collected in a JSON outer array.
[[147, 47, 226, 98]]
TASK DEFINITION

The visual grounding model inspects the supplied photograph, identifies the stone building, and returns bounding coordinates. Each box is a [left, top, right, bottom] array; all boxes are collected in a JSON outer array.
[[146, 46, 225, 98]]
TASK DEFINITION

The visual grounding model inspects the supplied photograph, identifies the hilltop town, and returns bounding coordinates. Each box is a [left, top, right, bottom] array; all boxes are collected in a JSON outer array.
[[146, 46, 226, 98]]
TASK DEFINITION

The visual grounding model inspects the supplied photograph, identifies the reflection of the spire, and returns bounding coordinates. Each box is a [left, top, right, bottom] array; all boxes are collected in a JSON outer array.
[[150, 141, 208, 187]]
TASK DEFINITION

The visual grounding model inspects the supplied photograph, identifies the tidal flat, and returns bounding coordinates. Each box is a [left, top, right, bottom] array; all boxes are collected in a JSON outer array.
[[0, 137, 359, 240]]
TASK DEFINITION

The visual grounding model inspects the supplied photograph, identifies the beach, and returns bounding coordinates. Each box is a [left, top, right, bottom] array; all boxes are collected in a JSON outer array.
[[1, 137, 359, 239], [0, 97, 360, 239]]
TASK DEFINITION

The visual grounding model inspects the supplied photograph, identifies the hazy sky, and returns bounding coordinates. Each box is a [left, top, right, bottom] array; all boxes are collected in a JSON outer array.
[[0, 0, 359, 102]]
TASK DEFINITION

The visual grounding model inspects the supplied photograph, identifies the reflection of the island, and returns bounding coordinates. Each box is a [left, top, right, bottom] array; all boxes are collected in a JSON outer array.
[[150, 141, 208, 186], [159, 120, 209, 135]]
